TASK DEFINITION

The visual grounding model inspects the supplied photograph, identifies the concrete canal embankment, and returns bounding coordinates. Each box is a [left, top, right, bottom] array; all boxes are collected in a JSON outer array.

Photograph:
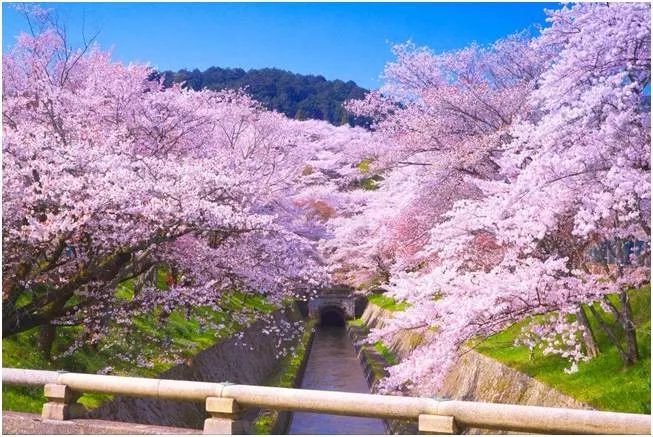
[[350, 301, 590, 434], [86, 305, 305, 431]]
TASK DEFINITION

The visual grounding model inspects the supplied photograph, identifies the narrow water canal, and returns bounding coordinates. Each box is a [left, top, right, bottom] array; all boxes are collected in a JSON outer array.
[[287, 322, 386, 434]]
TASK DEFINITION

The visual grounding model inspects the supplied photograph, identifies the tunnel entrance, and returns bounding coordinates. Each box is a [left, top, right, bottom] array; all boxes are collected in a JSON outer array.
[[319, 306, 346, 327]]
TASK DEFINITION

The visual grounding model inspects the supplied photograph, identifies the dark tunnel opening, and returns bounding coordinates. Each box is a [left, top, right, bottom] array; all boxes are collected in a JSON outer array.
[[319, 307, 346, 327]]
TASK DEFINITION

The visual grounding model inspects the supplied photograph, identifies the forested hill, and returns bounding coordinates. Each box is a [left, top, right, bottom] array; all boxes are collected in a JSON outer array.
[[158, 67, 370, 127]]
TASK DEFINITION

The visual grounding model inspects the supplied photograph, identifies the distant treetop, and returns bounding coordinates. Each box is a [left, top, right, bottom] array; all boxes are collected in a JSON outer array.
[[158, 66, 370, 127]]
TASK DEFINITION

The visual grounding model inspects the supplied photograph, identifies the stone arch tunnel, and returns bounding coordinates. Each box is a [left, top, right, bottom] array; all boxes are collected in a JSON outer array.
[[318, 305, 346, 326], [306, 291, 367, 326]]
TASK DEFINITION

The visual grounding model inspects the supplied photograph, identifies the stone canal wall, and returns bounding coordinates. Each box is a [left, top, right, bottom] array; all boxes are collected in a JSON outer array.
[[347, 323, 418, 434], [87, 305, 303, 430], [352, 302, 589, 434], [257, 321, 315, 435]]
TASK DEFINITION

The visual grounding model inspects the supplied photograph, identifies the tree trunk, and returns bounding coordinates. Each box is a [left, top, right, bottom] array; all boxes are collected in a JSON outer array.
[[613, 238, 639, 365], [587, 304, 630, 364], [38, 323, 56, 360], [619, 290, 639, 364], [576, 305, 600, 358], [3, 310, 47, 338]]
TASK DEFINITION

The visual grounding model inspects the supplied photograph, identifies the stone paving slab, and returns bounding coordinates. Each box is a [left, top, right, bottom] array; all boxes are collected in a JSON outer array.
[[2, 411, 199, 434]]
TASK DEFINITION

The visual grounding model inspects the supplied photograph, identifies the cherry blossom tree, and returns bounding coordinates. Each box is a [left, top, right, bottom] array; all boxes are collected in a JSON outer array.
[[338, 28, 547, 284], [341, 2, 650, 395], [3, 3, 650, 393], [2, 14, 327, 354]]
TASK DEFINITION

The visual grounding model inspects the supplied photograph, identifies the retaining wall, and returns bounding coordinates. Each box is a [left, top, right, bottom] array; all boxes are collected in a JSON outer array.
[[261, 322, 315, 435], [87, 305, 303, 430], [355, 302, 590, 434]]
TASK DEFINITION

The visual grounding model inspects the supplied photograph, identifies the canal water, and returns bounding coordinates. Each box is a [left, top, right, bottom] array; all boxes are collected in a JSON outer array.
[[287, 326, 386, 434]]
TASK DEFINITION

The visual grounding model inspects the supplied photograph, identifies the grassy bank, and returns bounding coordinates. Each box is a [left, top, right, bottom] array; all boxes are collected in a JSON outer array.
[[373, 340, 396, 365], [2, 279, 278, 413], [356, 287, 649, 414], [476, 285, 651, 414], [367, 293, 407, 312]]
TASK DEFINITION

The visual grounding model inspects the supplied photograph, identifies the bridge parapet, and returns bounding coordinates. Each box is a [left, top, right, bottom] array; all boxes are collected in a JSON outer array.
[[2, 368, 650, 435]]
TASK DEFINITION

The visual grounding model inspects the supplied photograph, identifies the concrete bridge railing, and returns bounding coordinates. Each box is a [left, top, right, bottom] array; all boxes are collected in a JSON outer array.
[[3, 368, 651, 435]]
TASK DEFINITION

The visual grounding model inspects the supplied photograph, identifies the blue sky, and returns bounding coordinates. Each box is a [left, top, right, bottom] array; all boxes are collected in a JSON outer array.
[[2, 2, 558, 89]]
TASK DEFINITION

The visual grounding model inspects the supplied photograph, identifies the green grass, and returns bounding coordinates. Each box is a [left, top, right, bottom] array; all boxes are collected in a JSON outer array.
[[347, 318, 365, 328], [358, 174, 385, 191], [1, 329, 51, 412], [368, 293, 408, 312], [355, 159, 385, 190], [476, 285, 651, 414], [2, 275, 279, 413], [251, 412, 276, 434], [251, 320, 315, 434], [263, 320, 314, 389], [356, 159, 372, 174], [373, 340, 396, 365]]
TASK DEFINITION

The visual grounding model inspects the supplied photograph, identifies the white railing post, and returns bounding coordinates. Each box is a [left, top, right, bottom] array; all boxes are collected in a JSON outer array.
[[418, 414, 459, 434], [41, 383, 86, 420], [203, 397, 246, 435]]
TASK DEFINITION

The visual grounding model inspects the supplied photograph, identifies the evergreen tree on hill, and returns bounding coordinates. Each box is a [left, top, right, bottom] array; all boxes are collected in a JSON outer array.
[[158, 67, 370, 127]]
